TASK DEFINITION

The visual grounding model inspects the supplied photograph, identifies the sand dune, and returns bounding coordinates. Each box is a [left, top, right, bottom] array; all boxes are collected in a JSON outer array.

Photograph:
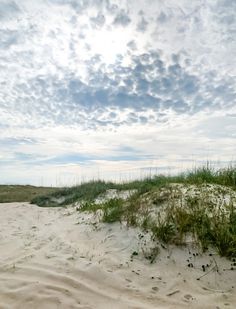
[[0, 202, 235, 309]]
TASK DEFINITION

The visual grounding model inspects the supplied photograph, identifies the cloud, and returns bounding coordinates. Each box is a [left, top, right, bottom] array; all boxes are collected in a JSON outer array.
[[0, 0, 20, 20], [136, 17, 148, 32], [113, 10, 131, 26], [127, 40, 137, 50], [90, 12, 106, 27], [157, 11, 169, 23], [0, 137, 37, 146], [1, 46, 235, 131], [106, 2, 119, 14], [0, 0, 235, 185], [0, 29, 19, 49]]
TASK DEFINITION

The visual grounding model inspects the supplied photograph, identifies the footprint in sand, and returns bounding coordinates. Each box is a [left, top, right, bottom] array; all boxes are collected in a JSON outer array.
[[125, 278, 132, 283], [151, 286, 159, 293], [183, 294, 194, 302]]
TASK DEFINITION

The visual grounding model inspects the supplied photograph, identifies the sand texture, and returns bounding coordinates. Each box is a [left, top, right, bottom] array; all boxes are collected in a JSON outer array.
[[0, 202, 236, 309]]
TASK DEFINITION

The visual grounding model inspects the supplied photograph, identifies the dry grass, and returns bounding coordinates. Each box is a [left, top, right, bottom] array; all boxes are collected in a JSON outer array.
[[0, 185, 58, 203]]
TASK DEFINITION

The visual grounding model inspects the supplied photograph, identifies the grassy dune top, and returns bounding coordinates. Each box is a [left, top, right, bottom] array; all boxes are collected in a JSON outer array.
[[0, 185, 58, 203], [31, 165, 236, 208], [31, 165, 236, 258]]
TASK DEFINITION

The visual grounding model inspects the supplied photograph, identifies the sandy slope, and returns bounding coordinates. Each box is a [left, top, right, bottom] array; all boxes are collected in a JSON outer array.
[[0, 202, 235, 309]]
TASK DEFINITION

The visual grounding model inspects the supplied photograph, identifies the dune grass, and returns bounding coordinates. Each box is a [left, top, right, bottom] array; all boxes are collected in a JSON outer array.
[[31, 165, 236, 207], [147, 189, 236, 257], [78, 183, 236, 258], [30, 165, 236, 258], [31, 178, 164, 207], [183, 164, 236, 187]]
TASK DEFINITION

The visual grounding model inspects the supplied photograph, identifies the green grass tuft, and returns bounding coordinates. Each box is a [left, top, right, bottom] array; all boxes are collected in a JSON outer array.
[[102, 198, 124, 223]]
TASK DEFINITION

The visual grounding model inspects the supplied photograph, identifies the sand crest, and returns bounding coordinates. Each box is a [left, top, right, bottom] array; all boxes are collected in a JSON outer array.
[[0, 202, 235, 309]]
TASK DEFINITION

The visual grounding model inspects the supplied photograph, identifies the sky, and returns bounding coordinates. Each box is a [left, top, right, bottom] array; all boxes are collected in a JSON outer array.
[[0, 0, 236, 186]]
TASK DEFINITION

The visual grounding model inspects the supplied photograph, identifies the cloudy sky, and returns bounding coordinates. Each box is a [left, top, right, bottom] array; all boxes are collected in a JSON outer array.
[[0, 0, 235, 186]]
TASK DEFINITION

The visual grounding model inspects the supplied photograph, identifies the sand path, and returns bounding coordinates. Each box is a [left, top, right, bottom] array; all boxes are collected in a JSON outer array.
[[0, 202, 235, 309]]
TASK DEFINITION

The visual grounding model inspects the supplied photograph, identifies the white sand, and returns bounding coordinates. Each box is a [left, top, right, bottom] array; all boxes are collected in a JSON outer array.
[[0, 202, 235, 309]]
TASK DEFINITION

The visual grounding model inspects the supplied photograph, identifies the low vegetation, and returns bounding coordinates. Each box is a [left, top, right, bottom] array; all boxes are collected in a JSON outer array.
[[78, 183, 236, 258], [31, 164, 236, 207], [30, 165, 236, 257], [0, 185, 57, 203]]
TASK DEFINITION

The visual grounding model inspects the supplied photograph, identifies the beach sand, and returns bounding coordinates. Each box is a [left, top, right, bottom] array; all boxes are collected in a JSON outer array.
[[0, 202, 235, 309]]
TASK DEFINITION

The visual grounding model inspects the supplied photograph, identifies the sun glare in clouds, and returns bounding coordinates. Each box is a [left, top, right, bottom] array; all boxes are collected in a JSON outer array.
[[86, 26, 133, 63]]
